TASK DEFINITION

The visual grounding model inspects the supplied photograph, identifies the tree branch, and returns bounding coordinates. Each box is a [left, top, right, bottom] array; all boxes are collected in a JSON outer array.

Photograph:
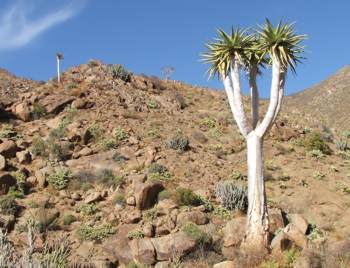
[[222, 64, 250, 137], [272, 70, 286, 123], [256, 57, 281, 137], [249, 64, 259, 129], [229, 60, 251, 137]]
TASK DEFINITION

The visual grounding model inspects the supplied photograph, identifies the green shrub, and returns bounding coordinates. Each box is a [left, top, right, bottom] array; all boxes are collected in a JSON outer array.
[[77, 223, 114, 242], [303, 132, 331, 155], [79, 203, 98, 216], [31, 137, 47, 157], [309, 149, 324, 158], [200, 117, 216, 129], [109, 64, 132, 82], [127, 230, 145, 239], [148, 100, 158, 109], [182, 222, 211, 245], [0, 195, 18, 215], [47, 169, 71, 190], [215, 181, 248, 211], [167, 135, 190, 152], [113, 127, 128, 142], [32, 102, 47, 119], [39, 238, 70, 267], [87, 123, 104, 142], [307, 224, 323, 240], [0, 124, 17, 139], [173, 187, 201, 206], [147, 163, 171, 181], [113, 193, 126, 206], [230, 170, 243, 180], [158, 190, 172, 201], [213, 206, 231, 220], [148, 128, 161, 139], [62, 214, 76, 226], [100, 138, 118, 150]]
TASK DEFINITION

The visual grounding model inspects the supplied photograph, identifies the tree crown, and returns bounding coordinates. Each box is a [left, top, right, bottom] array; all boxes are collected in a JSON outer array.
[[202, 19, 307, 77]]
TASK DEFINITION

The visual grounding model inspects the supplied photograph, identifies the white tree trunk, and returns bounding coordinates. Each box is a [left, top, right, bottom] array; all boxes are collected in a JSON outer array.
[[57, 58, 60, 83], [244, 131, 269, 248]]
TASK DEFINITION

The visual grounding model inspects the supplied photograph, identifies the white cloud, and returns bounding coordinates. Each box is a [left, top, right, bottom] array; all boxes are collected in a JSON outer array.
[[0, 1, 85, 51]]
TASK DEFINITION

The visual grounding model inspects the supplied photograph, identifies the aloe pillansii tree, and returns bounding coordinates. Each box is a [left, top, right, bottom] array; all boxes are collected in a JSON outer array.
[[202, 20, 306, 250], [56, 52, 64, 83]]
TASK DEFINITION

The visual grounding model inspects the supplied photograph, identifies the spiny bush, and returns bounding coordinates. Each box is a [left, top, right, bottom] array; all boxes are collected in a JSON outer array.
[[79, 203, 98, 216], [47, 169, 71, 190], [215, 181, 248, 211], [86, 123, 104, 142], [173, 187, 201, 206], [336, 139, 348, 151], [113, 127, 129, 142], [147, 163, 171, 181], [167, 135, 190, 152], [39, 238, 70, 267], [182, 222, 211, 245], [31, 136, 48, 157], [303, 132, 331, 155], [127, 230, 144, 239], [109, 64, 132, 82], [77, 223, 114, 242], [32, 102, 47, 119], [0, 195, 18, 215], [62, 214, 76, 226]]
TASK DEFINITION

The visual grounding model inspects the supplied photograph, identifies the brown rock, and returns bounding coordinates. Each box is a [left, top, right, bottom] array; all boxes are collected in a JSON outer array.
[[144, 146, 156, 166], [109, 224, 136, 264], [126, 196, 136, 206], [15, 102, 31, 121], [269, 208, 285, 234], [0, 154, 6, 170], [84, 192, 103, 204], [213, 261, 236, 268], [123, 209, 142, 224], [177, 211, 209, 226], [151, 232, 196, 261], [134, 181, 164, 210], [154, 261, 171, 268], [222, 217, 246, 248], [270, 231, 292, 253], [0, 172, 16, 195], [16, 150, 32, 164], [284, 223, 308, 249], [41, 95, 75, 114], [0, 140, 19, 158], [129, 238, 156, 265], [288, 214, 309, 234], [143, 223, 154, 238], [72, 99, 87, 109]]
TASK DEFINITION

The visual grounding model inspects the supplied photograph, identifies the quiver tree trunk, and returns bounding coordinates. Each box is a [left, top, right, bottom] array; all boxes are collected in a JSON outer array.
[[244, 132, 269, 248]]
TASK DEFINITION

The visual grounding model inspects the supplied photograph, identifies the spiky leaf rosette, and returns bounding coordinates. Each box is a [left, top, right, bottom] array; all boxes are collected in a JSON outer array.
[[255, 19, 307, 73], [202, 28, 254, 78]]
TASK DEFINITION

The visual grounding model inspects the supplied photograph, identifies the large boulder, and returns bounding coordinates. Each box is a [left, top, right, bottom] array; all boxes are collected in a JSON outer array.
[[129, 238, 156, 265], [0, 140, 19, 158], [288, 214, 309, 234], [222, 217, 246, 259], [0, 172, 16, 195], [14, 102, 31, 121], [269, 208, 285, 234], [41, 95, 75, 114], [108, 224, 136, 264], [151, 232, 196, 261], [284, 223, 308, 249], [134, 181, 164, 210], [177, 211, 209, 226]]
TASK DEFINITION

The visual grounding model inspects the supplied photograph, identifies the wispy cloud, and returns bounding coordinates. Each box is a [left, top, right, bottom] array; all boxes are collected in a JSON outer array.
[[0, 1, 85, 51]]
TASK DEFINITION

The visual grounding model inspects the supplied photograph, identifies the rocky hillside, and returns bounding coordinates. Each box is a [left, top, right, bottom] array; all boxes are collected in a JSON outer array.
[[285, 65, 350, 131], [0, 60, 349, 267]]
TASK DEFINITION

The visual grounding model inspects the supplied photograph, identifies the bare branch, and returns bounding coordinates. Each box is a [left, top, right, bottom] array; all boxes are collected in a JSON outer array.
[[256, 57, 281, 137], [249, 64, 259, 129], [272, 70, 286, 123], [222, 69, 250, 137], [227, 60, 251, 137]]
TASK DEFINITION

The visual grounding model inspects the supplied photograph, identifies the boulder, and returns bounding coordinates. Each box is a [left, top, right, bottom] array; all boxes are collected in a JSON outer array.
[[284, 223, 308, 249], [269, 208, 285, 234], [0, 154, 6, 170], [143, 223, 154, 238], [14, 102, 31, 121], [109, 224, 136, 264], [177, 211, 209, 226], [41, 95, 75, 114], [151, 232, 196, 261], [0, 172, 16, 195], [16, 150, 32, 164], [134, 181, 164, 210], [222, 217, 246, 259], [213, 261, 236, 268], [123, 209, 142, 224], [288, 214, 309, 234], [129, 238, 156, 265], [0, 140, 19, 158], [270, 231, 292, 253], [84, 191, 103, 204]]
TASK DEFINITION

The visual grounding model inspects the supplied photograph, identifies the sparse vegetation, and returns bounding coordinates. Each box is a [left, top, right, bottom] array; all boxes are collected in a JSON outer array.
[[0, 195, 18, 215], [77, 223, 115, 242], [127, 230, 145, 239], [303, 132, 331, 155], [215, 181, 248, 211], [148, 163, 172, 181], [182, 222, 211, 245], [113, 193, 126, 206], [109, 64, 132, 82], [62, 214, 77, 226], [47, 169, 71, 190], [173, 187, 201, 206], [167, 135, 190, 152], [113, 127, 129, 142], [32, 102, 47, 119]]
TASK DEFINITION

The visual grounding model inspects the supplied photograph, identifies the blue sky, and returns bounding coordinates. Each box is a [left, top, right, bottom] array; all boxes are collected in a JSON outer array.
[[0, 0, 349, 97]]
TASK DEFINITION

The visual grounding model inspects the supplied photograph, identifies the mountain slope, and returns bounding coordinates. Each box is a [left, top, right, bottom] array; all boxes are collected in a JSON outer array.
[[285, 65, 350, 131]]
